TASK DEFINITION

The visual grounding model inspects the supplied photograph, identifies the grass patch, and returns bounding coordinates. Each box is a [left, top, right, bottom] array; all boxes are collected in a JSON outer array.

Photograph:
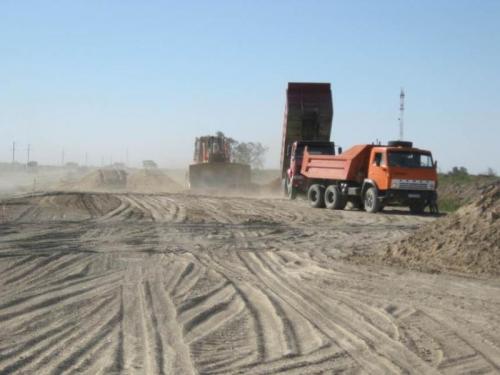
[[437, 173, 499, 212], [438, 198, 463, 212]]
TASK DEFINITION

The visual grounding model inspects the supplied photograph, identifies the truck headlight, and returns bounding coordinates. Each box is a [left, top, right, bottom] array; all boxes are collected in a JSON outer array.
[[427, 180, 435, 190], [391, 179, 400, 189]]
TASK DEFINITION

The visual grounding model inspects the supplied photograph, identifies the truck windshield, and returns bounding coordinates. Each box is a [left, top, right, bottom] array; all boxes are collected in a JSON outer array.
[[388, 152, 433, 168]]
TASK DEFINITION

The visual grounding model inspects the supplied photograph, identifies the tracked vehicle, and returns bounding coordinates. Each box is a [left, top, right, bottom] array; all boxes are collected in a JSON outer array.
[[188, 134, 251, 190]]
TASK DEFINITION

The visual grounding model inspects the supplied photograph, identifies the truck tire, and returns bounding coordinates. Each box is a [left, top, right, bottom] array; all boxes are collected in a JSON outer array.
[[364, 187, 382, 213], [409, 200, 426, 214], [324, 185, 347, 210], [308, 184, 325, 208]]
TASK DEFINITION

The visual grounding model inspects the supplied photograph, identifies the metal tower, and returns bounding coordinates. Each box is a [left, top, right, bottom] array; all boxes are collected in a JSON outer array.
[[399, 88, 405, 140]]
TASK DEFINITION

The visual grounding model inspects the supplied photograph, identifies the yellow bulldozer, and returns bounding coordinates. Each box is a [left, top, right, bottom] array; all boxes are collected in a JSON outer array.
[[188, 134, 251, 190]]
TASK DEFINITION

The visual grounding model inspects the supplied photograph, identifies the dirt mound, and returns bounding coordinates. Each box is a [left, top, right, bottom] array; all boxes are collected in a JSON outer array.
[[438, 175, 499, 210], [127, 169, 182, 193], [1, 192, 121, 222], [385, 182, 500, 275], [70, 169, 127, 191]]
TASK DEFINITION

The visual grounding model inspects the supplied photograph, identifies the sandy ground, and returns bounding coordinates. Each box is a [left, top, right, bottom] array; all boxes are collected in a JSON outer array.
[[0, 192, 499, 374]]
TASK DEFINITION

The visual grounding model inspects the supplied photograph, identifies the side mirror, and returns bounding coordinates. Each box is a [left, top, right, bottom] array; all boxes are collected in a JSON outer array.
[[433, 160, 438, 169], [338, 146, 343, 154], [286, 144, 291, 157], [375, 160, 381, 167]]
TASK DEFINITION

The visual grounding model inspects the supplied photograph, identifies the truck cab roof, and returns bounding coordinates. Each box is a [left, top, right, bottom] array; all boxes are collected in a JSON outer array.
[[374, 145, 433, 155]]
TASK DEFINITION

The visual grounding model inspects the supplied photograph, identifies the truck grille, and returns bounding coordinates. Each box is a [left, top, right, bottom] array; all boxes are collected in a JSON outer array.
[[391, 179, 434, 190]]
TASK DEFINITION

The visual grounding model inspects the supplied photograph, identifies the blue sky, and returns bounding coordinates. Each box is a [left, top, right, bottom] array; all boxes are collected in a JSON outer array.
[[1, 0, 499, 173]]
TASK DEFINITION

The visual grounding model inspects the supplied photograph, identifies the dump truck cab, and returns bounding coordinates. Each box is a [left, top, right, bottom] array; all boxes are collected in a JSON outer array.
[[364, 142, 437, 213]]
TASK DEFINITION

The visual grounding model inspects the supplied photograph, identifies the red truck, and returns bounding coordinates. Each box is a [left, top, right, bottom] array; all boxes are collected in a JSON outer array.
[[281, 82, 438, 213], [298, 140, 438, 213]]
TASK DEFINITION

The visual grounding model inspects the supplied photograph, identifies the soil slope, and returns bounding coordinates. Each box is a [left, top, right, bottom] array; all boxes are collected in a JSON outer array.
[[385, 183, 500, 275], [127, 169, 182, 193]]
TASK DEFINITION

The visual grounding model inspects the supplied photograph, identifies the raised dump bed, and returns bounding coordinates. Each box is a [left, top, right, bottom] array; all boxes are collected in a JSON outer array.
[[280, 82, 333, 179]]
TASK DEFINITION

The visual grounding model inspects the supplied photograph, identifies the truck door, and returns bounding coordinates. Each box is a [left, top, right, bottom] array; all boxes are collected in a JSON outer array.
[[368, 150, 389, 190]]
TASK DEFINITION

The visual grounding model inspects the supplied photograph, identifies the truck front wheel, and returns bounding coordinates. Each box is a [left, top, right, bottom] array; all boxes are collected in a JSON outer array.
[[364, 187, 382, 213], [324, 185, 347, 210], [308, 184, 325, 208]]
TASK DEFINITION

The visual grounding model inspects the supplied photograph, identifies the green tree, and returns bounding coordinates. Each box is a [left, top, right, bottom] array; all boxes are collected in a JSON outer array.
[[486, 167, 497, 177], [232, 142, 268, 169], [449, 166, 469, 176], [216, 131, 268, 169]]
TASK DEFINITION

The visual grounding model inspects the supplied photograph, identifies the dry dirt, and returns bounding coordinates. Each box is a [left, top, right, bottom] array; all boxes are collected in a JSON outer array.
[[385, 183, 500, 276], [0, 191, 499, 374], [127, 169, 182, 193], [60, 168, 183, 194]]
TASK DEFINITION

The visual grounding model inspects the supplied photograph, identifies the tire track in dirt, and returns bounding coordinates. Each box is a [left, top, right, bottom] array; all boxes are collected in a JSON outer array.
[[239, 251, 438, 374], [0, 294, 117, 374], [1, 192, 499, 374], [189, 246, 332, 373], [389, 308, 499, 374]]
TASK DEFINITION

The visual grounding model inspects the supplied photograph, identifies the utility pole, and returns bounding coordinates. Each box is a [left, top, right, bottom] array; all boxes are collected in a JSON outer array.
[[399, 88, 405, 140], [126, 148, 129, 167], [12, 141, 16, 163], [27, 144, 31, 164]]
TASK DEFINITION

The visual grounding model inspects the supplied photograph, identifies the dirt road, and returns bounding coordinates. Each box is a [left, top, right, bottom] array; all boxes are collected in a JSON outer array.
[[1, 192, 499, 374]]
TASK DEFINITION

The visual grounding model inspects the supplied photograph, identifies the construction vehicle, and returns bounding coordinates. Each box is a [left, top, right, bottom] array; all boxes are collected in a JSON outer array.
[[281, 82, 438, 213], [188, 134, 251, 189], [293, 140, 438, 213], [281, 82, 336, 197]]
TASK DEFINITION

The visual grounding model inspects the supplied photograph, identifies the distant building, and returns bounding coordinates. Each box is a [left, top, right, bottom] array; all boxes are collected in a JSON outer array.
[[143, 160, 158, 169], [65, 162, 79, 168]]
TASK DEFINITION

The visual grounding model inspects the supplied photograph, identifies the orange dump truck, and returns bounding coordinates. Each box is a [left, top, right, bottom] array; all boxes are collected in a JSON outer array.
[[294, 140, 438, 213]]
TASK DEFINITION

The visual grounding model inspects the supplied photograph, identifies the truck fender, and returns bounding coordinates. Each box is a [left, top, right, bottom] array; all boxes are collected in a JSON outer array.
[[361, 179, 379, 197]]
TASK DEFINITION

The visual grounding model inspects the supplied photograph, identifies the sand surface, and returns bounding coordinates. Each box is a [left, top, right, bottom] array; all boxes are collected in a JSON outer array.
[[385, 184, 499, 276], [0, 192, 499, 374]]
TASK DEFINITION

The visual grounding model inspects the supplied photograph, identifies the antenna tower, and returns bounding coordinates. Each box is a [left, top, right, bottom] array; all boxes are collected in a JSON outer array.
[[399, 88, 405, 140]]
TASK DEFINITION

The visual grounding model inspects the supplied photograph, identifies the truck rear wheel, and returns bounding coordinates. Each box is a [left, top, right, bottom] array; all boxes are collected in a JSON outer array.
[[409, 200, 426, 214], [324, 185, 347, 210], [364, 187, 382, 213], [308, 184, 325, 208]]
